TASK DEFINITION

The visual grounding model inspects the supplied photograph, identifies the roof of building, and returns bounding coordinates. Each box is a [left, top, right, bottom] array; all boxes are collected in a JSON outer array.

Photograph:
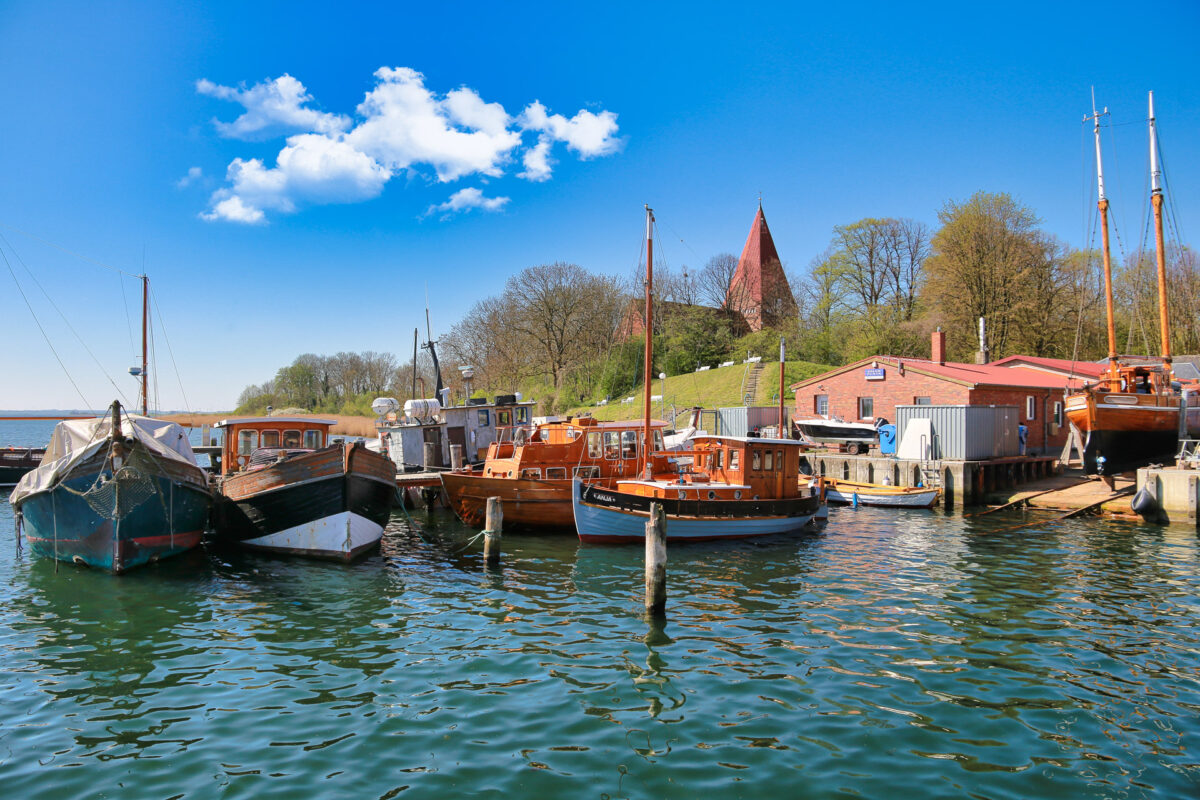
[[726, 204, 796, 328], [790, 356, 1093, 392], [987, 354, 1107, 378]]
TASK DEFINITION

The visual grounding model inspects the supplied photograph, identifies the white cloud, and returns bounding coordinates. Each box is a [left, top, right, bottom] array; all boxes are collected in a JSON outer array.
[[199, 67, 620, 223], [425, 187, 510, 219], [197, 75, 350, 139], [176, 166, 203, 188]]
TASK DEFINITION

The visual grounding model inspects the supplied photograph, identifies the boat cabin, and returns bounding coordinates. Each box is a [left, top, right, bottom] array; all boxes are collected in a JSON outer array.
[[378, 396, 537, 470], [214, 417, 335, 476], [618, 435, 804, 501], [481, 416, 671, 481]]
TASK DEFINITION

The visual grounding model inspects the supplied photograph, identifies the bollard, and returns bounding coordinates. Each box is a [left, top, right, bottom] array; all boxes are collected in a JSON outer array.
[[450, 444, 464, 471], [644, 502, 666, 616], [423, 441, 437, 469], [483, 496, 502, 565]]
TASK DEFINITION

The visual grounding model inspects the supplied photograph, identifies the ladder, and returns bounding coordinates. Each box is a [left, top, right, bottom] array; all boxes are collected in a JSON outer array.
[[917, 433, 943, 489]]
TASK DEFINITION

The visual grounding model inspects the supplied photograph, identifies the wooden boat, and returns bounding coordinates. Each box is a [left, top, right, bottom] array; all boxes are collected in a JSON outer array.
[[0, 446, 46, 486], [1065, 92, 1200, 477], [572, 206, 824, 544], [9, 402, 211, 572], [210, 417, 396, 560], [810, 476, 940, 508], [440, 416, 674, 531]]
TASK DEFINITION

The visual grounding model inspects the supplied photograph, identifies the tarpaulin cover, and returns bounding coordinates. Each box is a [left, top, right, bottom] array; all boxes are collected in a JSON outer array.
[[10, 413, 200, 505]]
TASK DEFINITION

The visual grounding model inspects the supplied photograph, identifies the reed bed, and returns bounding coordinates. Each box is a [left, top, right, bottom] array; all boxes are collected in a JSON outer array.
[[160, 412, 378, 438]]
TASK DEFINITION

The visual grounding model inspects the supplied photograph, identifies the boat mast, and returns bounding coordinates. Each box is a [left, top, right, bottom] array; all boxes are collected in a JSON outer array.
[[1086, 93, 1118, 366], [642, 205, 655, 481], [141, 274, 149, 415], [1149, 90, 1172, 367], [778, 336, 786, 437]]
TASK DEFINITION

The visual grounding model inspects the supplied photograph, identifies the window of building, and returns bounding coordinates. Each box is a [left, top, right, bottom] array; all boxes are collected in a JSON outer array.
[[621, 431, 637, 459], [477, 409, 490, 427], [1026, 396, 1036, 421], [815, 394, 829, 416], [858, 397, 874, 419], [520, 468, 541, 480], [237, 430, 259, 455], [261, 430, 280, 449], [304, 430, 323, 449], [545, 467, 567, 480], [764, 450, 774, 471], [282, 430, 302, 448], [1053, 401, 1063, 427], [587, 432, 602, 458], [603, 431, 620, 459], [914, 396, 932, 405]]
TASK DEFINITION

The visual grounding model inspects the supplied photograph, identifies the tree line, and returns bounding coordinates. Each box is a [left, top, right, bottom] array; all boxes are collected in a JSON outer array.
[[235, 190, 1198, 415]]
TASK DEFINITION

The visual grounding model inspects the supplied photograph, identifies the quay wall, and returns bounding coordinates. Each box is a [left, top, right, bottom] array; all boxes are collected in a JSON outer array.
[[1136, 467, 1200, 525]]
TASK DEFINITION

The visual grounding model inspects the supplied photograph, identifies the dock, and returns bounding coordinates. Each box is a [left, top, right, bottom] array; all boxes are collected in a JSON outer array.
[[981, 470, 1136, 518]]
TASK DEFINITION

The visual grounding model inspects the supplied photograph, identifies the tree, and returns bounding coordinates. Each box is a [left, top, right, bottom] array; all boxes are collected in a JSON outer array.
[[697, 253, 740, 310]]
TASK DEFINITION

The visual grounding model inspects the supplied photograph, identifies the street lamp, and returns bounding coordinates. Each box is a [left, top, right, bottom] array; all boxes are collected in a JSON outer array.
[[659, 373, 666, 420]]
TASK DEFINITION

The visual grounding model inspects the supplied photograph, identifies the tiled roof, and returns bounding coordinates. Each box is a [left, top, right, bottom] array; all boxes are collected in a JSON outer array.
[[987, 355, 1106, 378], [791, 356, 1093, 391], [726, 204, 796, 330]]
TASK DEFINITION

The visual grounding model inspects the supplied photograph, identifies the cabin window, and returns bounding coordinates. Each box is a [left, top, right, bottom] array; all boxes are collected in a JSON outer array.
[[1053, 401, 1063, 427], [574, 466, 600, 479], [729, 450, 740, 470], [914, 396, 932, 405], [261, 430, 281, 449], [237, 430, 259, 455], [498, 410, 512, 427], [603, 431, 620, 459], [653, 431, 665, 452], [715, 449, 724, 470], [282, 430, 302, 448], [752, 450, 762, 470], [815, 394, 829, 415], [566, 428, 580, 441], [477, 409, 490, 427], [515, 407, 530, 423], [546, 467, 567, 480], [1026, 396, 1036, 421], [621, 431, 637, 459], [858, 397, 874, 419], [764, 450, 774, 471], [304, 430, 324, 449], [520, 468, 541, 479], [587, 432, 602, 458], [777, 449, 784, 473]]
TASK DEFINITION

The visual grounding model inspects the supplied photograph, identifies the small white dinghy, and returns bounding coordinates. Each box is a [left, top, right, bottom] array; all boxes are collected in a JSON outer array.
[[810, 477, 940, 509]]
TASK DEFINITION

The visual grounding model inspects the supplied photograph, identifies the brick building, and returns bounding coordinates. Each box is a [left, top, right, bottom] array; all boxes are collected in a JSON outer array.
[[726, 202, 798, 332], [790, 331, 1101, 454]]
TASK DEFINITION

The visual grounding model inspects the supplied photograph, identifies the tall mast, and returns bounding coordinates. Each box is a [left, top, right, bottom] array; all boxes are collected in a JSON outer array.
[[642, 205, 655, 481], [778, 337, 786, 437], [141, 274, 149, 415], [411, 328, 418, 401], [1149, 90, 1171, 365], [1086, 92, 1118, 365]]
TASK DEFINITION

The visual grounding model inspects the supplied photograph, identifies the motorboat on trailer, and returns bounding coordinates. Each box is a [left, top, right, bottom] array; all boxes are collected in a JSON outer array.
[[794, 416, 882, 453], [210, 416, 395, 561]]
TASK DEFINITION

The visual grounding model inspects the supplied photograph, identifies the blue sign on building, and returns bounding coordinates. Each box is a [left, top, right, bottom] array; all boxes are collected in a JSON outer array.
[[864, 368, 886, 381]]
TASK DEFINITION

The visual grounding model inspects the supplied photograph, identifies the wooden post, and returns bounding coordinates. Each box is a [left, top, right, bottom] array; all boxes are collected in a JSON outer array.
[[423, 441, 436, 469], [450, 444, 464, 471], [644, 502, 666, 616], [484, 496, 502, 564]]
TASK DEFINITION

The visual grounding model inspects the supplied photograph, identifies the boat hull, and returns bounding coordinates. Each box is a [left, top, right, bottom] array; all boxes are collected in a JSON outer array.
[[0, 448, 45, 486], [1066, 394, 1181, 475], [17, 456, 209, 572], [213, 444, 395, 561], [441, 471, 575, 531], [823, 485, 939, 508], [573, 480, 822, 543]]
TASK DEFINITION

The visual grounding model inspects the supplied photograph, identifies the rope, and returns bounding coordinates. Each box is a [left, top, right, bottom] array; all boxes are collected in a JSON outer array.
[[0, 220, 141, 277]]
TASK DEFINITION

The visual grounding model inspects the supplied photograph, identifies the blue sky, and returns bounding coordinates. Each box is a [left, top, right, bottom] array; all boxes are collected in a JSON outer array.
[[2, 1, 1198, 410]]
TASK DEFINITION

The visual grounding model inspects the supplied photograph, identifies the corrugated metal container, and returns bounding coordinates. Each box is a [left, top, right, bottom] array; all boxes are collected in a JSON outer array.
[[895, 405, 1019, 460], [716, 407, 790, 437]]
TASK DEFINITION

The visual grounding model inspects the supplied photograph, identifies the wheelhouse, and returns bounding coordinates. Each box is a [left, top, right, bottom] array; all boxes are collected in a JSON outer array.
[[481, 416, 670, 480], [214, 417, 335, 476]]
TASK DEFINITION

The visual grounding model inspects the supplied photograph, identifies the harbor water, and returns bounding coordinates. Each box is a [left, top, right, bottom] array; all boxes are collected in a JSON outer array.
[[1, 419, 1198, 797]]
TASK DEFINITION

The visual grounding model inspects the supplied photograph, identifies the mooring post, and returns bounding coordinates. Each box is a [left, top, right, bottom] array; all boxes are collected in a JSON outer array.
[[423, 441, 437, 469], [644, 502, 667, 616], [484, 496, 502, 564], [450, 444, 464, 471]]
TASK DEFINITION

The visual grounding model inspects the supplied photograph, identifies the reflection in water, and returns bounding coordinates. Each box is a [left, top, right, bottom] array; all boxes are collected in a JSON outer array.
[[0, 502, 1197, 798]]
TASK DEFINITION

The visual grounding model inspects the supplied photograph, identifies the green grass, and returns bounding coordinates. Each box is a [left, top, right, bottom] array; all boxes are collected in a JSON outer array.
[[562, 360, 833, 423]]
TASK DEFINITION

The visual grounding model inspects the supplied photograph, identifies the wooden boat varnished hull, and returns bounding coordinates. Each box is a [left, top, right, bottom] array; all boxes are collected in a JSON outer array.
[[440, 471, 575, 531], [16, 450, 209, 573], [1065, 394, 1181, 475], [572, 480, 822, 543], [821, 481, 940, 508], [213, 444, 395, 561]]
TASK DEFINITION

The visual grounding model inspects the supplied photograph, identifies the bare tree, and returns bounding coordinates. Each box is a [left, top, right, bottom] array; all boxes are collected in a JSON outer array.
[[697, 253, 739, 309]]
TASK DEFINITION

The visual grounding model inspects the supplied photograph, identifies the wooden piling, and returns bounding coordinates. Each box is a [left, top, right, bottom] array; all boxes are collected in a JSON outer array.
[[484, 496, 502, 565], [644, 502, 666, 616], [450, 444, 464, 471], [423, 441, 437, 469]]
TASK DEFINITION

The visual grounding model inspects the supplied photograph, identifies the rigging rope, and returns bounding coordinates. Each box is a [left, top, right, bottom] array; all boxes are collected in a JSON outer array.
[[150, 285, 193, 416]]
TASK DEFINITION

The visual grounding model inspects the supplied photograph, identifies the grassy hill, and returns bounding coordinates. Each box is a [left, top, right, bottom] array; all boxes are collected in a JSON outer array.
[[562, 360, 832, 423]]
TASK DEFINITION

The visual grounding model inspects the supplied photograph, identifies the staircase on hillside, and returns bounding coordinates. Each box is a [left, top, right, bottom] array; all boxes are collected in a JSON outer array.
[[742, 362, 765, 405]]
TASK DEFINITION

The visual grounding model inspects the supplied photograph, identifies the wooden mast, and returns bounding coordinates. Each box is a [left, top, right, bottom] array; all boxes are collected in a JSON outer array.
[[1149, 90, 1172, 367], [642, 205, 655, 481], [1086, 94, 1118, 367], [141, 274, 149, 415]]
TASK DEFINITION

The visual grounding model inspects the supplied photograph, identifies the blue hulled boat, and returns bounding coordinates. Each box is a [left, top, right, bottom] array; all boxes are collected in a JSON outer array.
[[10, 402, 211, 573]]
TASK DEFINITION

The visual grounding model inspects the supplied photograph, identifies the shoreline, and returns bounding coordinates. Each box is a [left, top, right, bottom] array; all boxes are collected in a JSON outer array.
[[159, 412, 378, 438]]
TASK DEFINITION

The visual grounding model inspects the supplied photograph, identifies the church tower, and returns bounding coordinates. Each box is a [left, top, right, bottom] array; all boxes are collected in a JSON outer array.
[[725, 203, 797, 331]]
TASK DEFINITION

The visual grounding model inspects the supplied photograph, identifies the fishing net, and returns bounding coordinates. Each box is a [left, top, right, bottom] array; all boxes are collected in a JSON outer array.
[[75, 450, 159, 520]]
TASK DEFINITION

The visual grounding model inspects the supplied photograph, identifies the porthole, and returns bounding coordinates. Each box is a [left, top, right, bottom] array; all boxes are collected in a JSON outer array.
[[707, 490, 716, 500], [677, 489, 686, 500], [753, 495, 759, 500], [734, 490, 742, 500]]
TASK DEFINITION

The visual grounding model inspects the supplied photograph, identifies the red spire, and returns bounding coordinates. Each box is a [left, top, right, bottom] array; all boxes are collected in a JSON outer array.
[[726, 203, 796, 331]]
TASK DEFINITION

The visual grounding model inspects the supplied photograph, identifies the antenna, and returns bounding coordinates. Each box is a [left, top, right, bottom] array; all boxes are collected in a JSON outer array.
[[1083, 87, 1110, 201]]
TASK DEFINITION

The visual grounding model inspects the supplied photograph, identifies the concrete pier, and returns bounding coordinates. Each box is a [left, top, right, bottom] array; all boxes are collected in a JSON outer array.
[[1136, 467, 1200, 524]]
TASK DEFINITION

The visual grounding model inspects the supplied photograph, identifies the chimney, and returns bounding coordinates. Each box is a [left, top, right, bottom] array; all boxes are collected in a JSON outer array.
[[931, 327, 946, 365], [975, 316, 990, 365]]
